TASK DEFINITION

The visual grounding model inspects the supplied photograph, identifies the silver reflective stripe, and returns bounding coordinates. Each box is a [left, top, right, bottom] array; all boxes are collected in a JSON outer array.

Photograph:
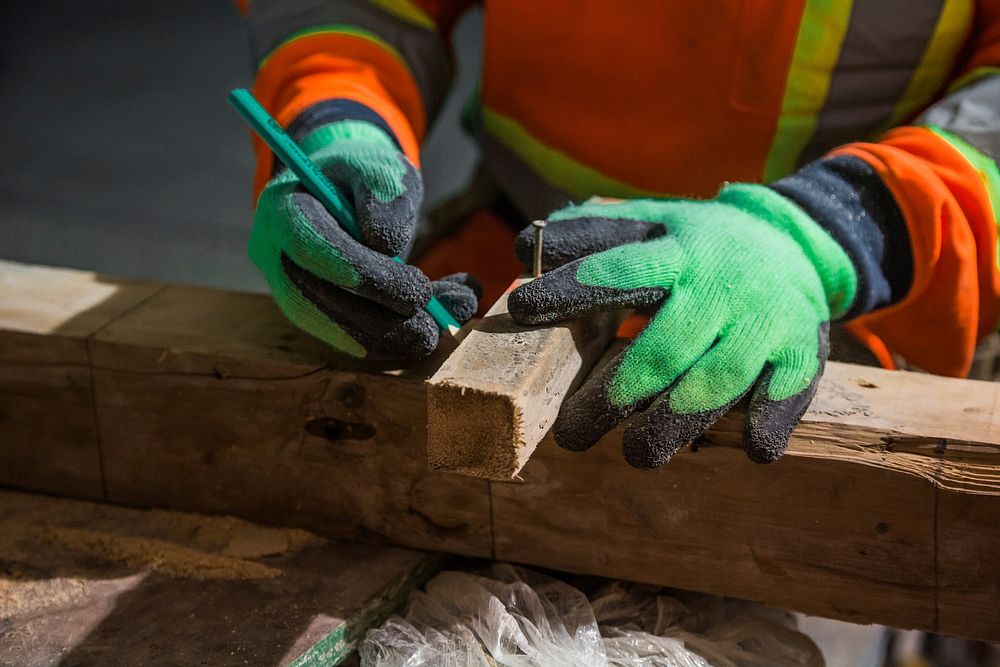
[[480, 132, 575, 221], [918, 73, 1000, 161], [249, 0, 451, 120], [799, 0, 945, 165]]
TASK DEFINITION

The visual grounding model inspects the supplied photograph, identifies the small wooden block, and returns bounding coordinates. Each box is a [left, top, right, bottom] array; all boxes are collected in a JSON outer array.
[[427, 279, 622, 480]]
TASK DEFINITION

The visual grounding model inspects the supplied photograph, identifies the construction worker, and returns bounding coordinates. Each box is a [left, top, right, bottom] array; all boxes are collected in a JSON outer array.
[[239, 1, 1000, 468]]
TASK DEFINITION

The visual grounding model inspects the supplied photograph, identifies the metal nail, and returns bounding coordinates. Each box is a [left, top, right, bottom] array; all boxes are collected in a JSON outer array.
[[531, 220, 546, 278]]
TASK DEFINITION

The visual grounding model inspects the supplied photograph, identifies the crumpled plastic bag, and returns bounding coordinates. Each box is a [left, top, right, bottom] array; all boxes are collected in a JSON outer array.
[[359, 564, 823, 666]]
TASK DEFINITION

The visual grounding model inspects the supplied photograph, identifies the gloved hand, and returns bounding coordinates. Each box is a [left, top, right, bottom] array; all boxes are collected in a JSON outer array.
[[250, 114, 479, 359], [509, 184, 858, 467]]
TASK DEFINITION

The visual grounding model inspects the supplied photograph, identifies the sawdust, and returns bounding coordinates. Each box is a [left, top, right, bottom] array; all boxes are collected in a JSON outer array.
[[139, 509, 322, 560], [0, 570, 96, 621], [33, 525, 283, 580], [0, 490, 325, 593]]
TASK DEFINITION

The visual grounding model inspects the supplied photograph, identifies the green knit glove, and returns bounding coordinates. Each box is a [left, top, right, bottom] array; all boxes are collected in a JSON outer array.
[[508, 184, 857, 467], [250, 119, 478, 359]]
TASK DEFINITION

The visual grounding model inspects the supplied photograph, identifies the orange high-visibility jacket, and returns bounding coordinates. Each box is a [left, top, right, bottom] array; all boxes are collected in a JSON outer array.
[[242, 0, 1000, 377]]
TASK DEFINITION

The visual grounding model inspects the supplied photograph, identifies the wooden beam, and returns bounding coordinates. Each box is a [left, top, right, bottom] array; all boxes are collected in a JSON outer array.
[[494, 345, 1000, 639], [2, 260, 999, 641], [0, 489, 441, 666], [427, 278, 622, 479], [0, 263, 161, 498]]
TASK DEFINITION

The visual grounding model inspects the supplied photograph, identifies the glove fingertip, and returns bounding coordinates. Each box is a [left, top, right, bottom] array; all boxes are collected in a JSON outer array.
[[507, 265, 582, 325], [745, 323, 829, 464], [355, 163, 423, 257], [552, 407, 602, 453], [356, 195, 417, 257], [622, 418, 681, 470], [622, 396, 734, 470], [744, 376, 819, 464], [432, 275, 481, 324], [366, 310, 439, 360], [552, 382, 612, 453], [744, 409, 795, 464], [552, 354, 640, 454], [507, 280, 544, 325], [388, 264, 434, 314]]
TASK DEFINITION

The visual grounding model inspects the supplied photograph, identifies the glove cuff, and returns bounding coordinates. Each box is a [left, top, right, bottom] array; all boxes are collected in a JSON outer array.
[[287, 98, 405, 153], [717, 183, 859, 319], [770, 156, 913, 320]]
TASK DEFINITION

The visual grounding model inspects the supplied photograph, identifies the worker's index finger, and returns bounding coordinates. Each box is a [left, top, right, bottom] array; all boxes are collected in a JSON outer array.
[[280, 256, 440, 360], [289, 192, 432, 316], [507, 254, 669, 327]]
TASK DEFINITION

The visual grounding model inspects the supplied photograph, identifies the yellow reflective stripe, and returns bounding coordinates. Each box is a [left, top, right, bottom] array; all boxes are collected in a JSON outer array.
[[482, 107, 672, 200], [947, 65, 1000, 94], [763, 0, 854, 182], [257, 25, 412, 76], [927, 126, 1000, 224], [368, 0, 436, 30], [926, 126, 1000, 292], [882, 0, 973, 131]]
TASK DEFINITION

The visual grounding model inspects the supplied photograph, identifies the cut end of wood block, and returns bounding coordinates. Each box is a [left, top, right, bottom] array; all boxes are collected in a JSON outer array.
[[427, 382, 529, 480]]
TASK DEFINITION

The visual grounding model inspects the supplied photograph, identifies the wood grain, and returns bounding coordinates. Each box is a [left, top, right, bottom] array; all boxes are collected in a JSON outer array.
[[0, 261, 161, 497], [86, 283, 493, 558], [2, 260, 999, 640], [428, 278, 622, 480]]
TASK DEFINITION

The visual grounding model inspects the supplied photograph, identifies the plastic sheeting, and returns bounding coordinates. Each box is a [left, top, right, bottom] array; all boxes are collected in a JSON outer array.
[[359, 564, 823, 666]]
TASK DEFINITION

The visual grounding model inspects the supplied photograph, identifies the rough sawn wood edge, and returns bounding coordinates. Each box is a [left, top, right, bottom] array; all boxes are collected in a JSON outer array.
[[427, 278, 623, 480]]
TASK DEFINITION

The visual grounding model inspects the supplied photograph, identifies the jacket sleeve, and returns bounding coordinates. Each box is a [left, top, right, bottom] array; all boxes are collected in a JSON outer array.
[[242, 0, 473, 196], [828, 1, 1000, 377]]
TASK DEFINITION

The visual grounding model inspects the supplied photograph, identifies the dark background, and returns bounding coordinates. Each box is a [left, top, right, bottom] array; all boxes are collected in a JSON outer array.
[[0, 0, 481, 291]]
